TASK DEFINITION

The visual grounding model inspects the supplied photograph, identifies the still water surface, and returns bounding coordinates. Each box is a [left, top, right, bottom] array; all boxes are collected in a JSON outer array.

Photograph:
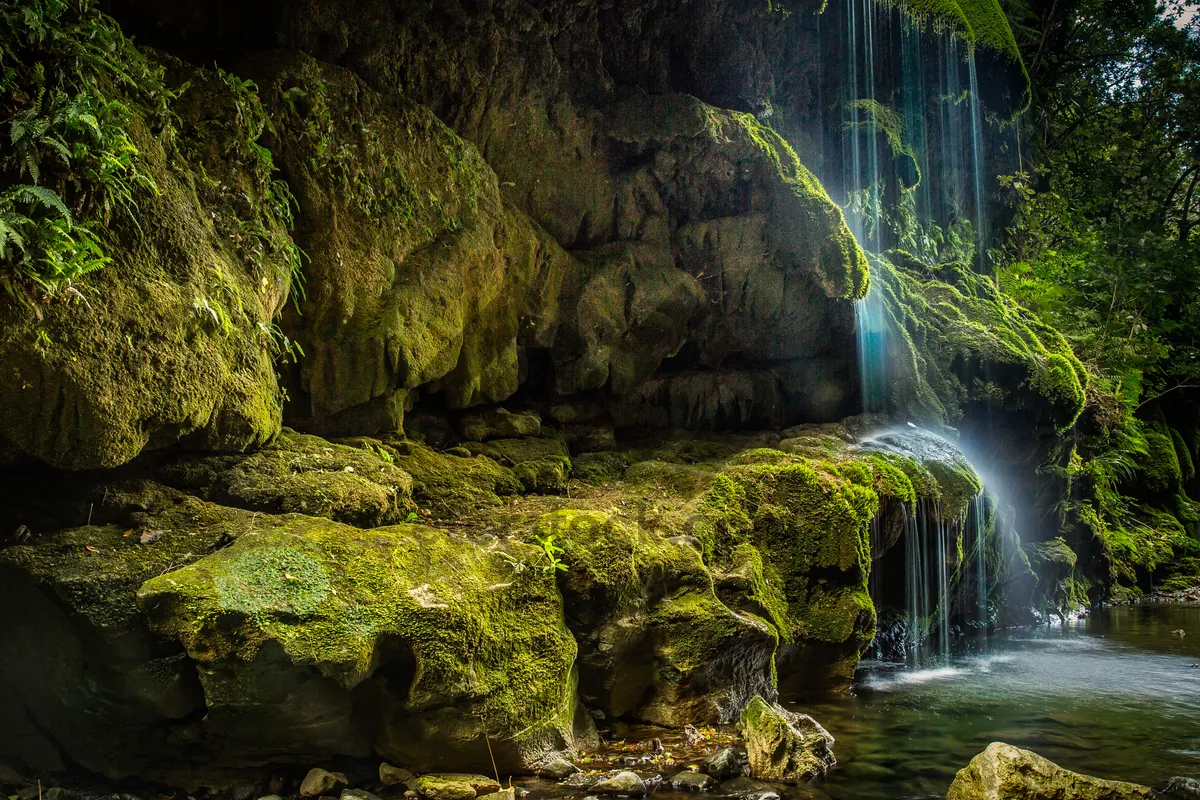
[[802, 604, 1200, 799]]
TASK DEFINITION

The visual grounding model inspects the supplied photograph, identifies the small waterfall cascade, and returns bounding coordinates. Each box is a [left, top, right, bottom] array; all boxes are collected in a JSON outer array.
[[970, 492, 989, 629], [855, 286, 889, 415], [847, 4, 999, 417], [861, 428, 989, 666]]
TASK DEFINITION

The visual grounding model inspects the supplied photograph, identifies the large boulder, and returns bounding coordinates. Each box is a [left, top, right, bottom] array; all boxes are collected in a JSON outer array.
[[739, 696, 834, 783], [0, 480, 590, 787], [0, 21, 291, 470], [541, 509, 778, 727], [946, 743, 1155, 800]]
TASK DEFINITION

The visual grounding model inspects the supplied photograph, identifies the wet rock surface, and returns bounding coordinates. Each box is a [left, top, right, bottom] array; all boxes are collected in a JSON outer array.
[[946, 743, 1155, 800], [740, 697, 835, 783]]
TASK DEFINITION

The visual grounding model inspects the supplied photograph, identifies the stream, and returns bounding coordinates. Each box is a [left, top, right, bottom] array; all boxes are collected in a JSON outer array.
[[806, 603, 1200, 799]]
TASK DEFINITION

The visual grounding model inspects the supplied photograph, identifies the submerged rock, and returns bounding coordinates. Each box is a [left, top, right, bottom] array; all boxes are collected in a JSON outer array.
[[718, 777, 780, 800], [946, 743, 1154, 800], [703, 747, 748, 781], [342, 790, 383, 800], [669, 771, 713, 792], [1165, 777, 1200, 800], [740, 697, 835, 783], [536, 757, 581, 780]]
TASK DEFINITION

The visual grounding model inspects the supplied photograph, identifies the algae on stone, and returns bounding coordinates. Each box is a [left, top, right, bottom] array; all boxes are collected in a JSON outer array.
[[537, 509, 777, 726]]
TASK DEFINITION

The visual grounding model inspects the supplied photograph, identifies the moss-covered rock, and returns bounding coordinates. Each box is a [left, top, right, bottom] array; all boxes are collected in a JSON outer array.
[[740, 696, 835, 783], [133, 511, 585, 776], [571, 452, 628, 485], [688, 455, 879, 689], [158, 430, 415, 527], [391, 441, 522, 518], [538, 509, 777, 726], [241, 52, 574, 433], [0, 20, 293, 469], [869, 255, 1087, 433], [947, 743, 1154, 800], [458, 409, 542, 442]]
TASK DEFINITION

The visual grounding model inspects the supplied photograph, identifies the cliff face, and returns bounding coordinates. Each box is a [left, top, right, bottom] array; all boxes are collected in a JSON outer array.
[[0, 0, 1046, 790]]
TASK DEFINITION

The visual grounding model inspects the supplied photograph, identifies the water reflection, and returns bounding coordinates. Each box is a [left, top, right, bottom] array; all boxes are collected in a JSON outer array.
[[799, 604, 1200, 800]]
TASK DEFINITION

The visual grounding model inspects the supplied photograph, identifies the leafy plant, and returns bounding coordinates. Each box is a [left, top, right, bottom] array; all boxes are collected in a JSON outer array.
[[534, 534, 568, 573], [0, 0, 167, 297]]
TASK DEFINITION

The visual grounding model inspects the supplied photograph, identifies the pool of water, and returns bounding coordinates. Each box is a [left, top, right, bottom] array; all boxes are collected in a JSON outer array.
[[799, 603, 1200, 799]]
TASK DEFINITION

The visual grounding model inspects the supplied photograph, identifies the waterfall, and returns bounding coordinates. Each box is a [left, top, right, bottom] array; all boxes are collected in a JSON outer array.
[[968, 52, 989, 272], [900, 15, 933, 225], [972, 493, 989, 629]]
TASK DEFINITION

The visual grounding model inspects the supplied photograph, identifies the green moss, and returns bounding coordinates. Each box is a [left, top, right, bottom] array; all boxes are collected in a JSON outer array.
[[1138, 430, 1183, 493], [138, 515, 578, 740], [537, 508, 777, 724], [512, 458, 572, 494], [393, 441, 522, 518], [1169, 426, 1196, 480], [692, 460, 877, 650], [869, 254, 1087, 430], [724, 543, 793, 642], [160, 430, 415, 527], [867, 453, 918, 506], [462, 437, 569, 465], [624, 460, 717, 498], [571, 451, 628, 485]]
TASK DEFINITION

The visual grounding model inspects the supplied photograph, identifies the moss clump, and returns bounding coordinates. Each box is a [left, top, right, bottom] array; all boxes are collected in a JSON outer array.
[[512, 458, 572, 494], [869, 254, 1087, 431], [159, 430, 415, 527], [692, 459, 878, 654], [625, 460, 718, 497], [1137, 430, 1183, 493], [458, 409, 541, 441], [1169, 427, 1196, 480], [461, 437, 569, 465], [458, 436, 572, 494], [392, 442, 522, 518], [866, 453, 918, 506], [571, 452, 628, 485], [536, 509, 776, 725]]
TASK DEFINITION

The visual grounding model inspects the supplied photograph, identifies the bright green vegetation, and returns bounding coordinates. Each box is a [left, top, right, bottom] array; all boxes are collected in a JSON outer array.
[[887, 0, 1023, 65], [993, 0, 1200, 597], [0, 0, 299, 301], [868, 253, 1088, 430], [138, 516, 578, 738]]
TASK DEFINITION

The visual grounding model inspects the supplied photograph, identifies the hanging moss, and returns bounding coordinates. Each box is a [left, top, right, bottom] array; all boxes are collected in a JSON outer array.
[[871, 253, 1087, 431], [1137, 430, 1184, 493]]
